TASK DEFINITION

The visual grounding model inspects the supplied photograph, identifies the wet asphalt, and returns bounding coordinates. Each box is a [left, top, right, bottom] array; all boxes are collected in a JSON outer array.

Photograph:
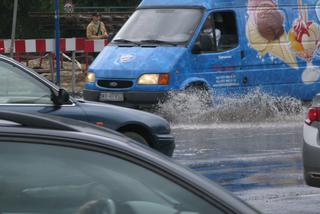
[[172, 122, 320, 214]]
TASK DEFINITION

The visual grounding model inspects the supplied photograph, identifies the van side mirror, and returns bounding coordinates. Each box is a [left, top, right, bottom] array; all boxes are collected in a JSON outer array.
[[51, 89, 70, 106]]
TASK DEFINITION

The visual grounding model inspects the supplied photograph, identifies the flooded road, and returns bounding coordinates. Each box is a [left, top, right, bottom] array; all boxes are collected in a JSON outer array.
[[172, 122, 320, 214], [152, 91, 320, 213]]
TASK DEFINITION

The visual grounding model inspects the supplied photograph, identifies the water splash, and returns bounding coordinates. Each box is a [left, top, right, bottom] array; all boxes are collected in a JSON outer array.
[[154, 89, 305, 124]]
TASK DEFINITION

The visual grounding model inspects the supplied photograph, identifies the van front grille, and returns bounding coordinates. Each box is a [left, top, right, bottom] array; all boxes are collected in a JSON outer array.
[[97, 80, 133, 89]]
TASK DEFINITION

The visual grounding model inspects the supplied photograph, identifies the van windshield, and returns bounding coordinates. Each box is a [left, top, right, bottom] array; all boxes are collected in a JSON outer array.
[[113, 8, 203, 45]]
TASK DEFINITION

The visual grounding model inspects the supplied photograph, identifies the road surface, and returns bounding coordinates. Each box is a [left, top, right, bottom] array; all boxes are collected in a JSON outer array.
[[172, 122, 320, 214]]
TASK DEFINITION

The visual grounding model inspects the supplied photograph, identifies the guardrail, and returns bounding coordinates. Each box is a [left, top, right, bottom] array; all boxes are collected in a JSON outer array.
[[73, 6, 135, 12]]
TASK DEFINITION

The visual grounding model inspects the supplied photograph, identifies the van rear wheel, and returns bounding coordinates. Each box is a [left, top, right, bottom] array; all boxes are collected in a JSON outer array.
[[123, 131, 149, 146]]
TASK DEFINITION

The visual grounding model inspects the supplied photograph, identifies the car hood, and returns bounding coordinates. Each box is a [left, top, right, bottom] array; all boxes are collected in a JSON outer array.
[[76, 99, 170, 133], [89, 46, 186, 79]]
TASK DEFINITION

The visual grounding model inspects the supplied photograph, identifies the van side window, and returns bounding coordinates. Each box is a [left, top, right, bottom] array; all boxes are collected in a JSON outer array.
[[193, 11, 238, 54]]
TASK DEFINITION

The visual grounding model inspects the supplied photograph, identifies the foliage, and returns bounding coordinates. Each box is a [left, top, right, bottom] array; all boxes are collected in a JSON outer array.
[[0, 0, 140, 39], [73, 0, 140, 7]]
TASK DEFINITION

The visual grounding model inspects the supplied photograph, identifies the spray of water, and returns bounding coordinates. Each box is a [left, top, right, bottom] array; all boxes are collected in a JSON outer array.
[[154, 88, 306, 124]]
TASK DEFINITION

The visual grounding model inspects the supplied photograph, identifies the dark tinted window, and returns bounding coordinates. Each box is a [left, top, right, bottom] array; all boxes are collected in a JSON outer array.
[[194, 11, 239, 53]]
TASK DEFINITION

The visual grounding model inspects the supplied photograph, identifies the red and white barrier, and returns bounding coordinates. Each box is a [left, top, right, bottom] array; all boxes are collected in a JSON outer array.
[[0, 38, 108, 53]]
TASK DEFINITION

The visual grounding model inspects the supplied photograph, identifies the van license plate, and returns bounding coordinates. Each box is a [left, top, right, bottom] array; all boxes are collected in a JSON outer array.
[[100, 92, 124, 102]]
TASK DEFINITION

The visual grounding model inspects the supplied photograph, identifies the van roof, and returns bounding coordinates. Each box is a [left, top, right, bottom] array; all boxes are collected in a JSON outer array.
[[138, 0, 243, 9], [138, 0, 298, 9]]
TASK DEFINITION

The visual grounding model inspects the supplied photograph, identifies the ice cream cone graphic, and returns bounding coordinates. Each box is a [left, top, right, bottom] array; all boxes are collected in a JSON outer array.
[[289, 0, 320, 84], [246, 0, 298, 68], [302, 62, 320, 84], [268, 34, 298, 67]]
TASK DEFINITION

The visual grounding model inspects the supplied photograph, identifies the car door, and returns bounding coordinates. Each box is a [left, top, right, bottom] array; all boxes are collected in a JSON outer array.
[[191, 10, 244, 96], [0, 58, 86, 120]]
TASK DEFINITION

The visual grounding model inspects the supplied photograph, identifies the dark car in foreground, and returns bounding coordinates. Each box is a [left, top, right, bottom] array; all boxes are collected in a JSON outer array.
[[0, 111, 259, 214], [303, 94, 320, 187], [0, 54, 174, 156]]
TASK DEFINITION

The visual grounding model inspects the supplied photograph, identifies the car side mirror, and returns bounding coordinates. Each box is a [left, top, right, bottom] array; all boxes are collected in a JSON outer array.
[[51, 89, 70, 106]]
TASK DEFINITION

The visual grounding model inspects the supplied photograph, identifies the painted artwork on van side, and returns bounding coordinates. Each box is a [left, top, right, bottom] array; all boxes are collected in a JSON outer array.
[[288, 0, 320, 83], [246, 0, 298, 68], [288, 2, 320, 62], [246, 0, 320, 84]]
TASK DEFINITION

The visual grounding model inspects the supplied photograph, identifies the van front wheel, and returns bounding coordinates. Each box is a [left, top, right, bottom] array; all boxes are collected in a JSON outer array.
[[185, 85, 212, 107]]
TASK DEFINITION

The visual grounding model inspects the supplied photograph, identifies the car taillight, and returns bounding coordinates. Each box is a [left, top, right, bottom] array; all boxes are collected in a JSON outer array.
[[306, 107, 320, 125]]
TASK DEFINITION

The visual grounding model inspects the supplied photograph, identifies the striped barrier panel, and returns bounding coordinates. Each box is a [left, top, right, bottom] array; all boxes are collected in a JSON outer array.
[[0, 38, 108, 53]]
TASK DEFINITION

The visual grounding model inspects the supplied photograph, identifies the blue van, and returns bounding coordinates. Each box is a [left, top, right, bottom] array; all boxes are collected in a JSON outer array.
[[84, 0, 320, 108]]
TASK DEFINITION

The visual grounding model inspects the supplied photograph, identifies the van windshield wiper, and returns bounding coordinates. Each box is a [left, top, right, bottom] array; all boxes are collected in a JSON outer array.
[[112, 39, 139, 46], [139, 39, 178, 46]]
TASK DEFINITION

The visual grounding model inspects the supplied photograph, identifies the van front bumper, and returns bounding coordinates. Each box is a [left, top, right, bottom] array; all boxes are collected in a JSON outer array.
[[83, 89, 168, 108]]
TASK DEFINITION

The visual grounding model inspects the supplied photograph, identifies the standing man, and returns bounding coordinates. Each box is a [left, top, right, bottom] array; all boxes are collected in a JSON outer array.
[[86, 12, 108, 40], [203, 17, 221, 48]]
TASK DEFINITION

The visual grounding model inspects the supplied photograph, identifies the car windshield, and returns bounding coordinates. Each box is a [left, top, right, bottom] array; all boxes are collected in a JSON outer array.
[[113, 8, 203, 45]]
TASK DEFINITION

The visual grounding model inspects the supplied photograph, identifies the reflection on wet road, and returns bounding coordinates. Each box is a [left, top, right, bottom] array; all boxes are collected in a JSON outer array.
[[193, 152, 302, 191], [172, 122, 320, 214]]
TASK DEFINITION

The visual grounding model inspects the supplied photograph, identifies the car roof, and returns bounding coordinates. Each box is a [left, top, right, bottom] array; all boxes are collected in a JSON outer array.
[[0, 111, 258, 213]]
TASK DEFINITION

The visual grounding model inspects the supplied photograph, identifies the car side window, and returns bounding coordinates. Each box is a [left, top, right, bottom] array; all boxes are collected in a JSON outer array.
[[193, 11, 239, 54], [0, 60, 52, 104], [0, 141, 226, 214]]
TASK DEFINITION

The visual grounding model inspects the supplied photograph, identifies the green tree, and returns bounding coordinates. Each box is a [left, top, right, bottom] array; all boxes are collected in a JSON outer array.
[[0, 0, 140, 38]]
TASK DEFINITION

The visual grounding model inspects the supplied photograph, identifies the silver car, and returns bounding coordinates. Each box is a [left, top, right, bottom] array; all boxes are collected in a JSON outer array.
[[303, 94, 320, 187]]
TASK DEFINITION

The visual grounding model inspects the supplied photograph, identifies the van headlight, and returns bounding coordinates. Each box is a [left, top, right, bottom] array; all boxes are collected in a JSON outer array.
[[138, 74, 169, 85], [86, 72, 95, 83]]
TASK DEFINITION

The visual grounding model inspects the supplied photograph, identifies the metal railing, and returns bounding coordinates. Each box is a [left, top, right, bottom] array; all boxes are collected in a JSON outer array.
[[70, 6, 135, 13]]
